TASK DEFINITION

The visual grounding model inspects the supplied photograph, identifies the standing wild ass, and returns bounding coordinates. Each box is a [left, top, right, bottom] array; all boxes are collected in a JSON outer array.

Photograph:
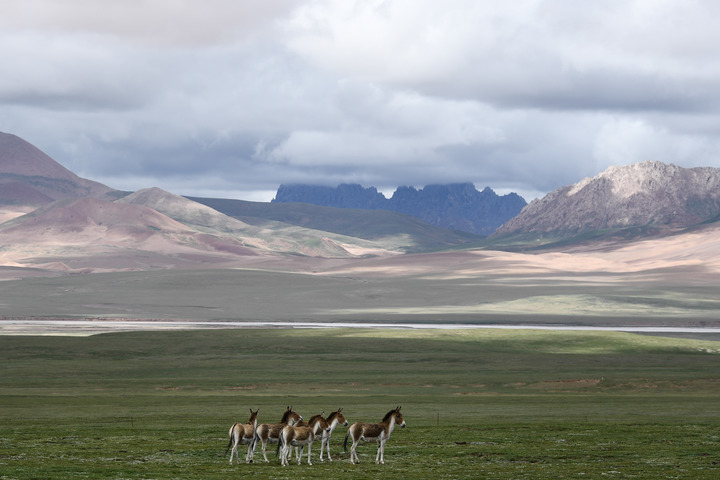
[[226, 408, 259, 464], [319, 408, 348, 462], [253, 406, 302, 462], [278, 413, 329, 466], [344, 406, 405, 464]]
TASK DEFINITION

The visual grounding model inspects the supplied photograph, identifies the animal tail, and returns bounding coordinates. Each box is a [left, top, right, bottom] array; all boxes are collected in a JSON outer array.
[[276, 432, 284, 456], [343, 432, 349, 453], [225, 423, 237, 454]]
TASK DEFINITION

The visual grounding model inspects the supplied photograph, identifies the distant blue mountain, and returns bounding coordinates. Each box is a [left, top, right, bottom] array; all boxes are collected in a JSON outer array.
[[273, 183, 526, 236]]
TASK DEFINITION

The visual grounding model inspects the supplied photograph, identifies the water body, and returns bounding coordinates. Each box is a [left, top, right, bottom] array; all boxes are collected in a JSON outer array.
[[2, 319, 720, 337]]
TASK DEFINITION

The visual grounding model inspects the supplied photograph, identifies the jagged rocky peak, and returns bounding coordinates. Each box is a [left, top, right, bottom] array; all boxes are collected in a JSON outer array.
[[495, 161, 720, 237], [274, 182, 527, 236], [274, 183, 387, 209]]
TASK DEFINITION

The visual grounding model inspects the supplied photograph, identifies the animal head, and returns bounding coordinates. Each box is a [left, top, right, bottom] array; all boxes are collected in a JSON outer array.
[[395, 406, 406, 428], [384, 406, 405, 428], [248, 408, 259, 423], [328, 407, 349, 427], [281, 406, 303, 425], [308, 413, 330, 433], [280, 406, 302, 425]]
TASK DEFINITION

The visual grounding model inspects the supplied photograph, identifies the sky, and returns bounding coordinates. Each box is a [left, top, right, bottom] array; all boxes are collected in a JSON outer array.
[[2, 0, 720, 202]]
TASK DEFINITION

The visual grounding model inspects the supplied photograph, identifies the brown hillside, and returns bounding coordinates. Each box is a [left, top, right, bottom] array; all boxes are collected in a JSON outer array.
[[0, 132, 115, 205], [0, 198, 259, 273]]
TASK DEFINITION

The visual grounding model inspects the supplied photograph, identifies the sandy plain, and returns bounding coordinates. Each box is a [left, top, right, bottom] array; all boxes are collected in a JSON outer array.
[[2, 225, 720, 338]]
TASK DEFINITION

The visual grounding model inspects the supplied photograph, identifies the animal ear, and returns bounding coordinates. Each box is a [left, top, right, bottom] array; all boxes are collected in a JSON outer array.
[[339, 407, 343, 412]]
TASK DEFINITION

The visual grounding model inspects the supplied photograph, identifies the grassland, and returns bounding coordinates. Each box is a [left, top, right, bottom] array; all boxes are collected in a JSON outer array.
[[3, 267, 720, 330], [1, 328, 719, 479]]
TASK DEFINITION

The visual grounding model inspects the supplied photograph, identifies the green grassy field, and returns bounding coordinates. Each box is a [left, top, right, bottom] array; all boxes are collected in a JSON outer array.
[[1, 328, 719, 479]]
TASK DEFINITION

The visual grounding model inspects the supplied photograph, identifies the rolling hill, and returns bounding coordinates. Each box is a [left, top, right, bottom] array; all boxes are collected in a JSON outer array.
[[187, 196, 484, 250], [1, 133, 487, 274]]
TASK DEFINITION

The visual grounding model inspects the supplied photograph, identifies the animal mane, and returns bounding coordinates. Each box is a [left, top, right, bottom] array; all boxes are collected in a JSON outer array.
[[382, 409, 396, 422], [326, 410, 340, 422]]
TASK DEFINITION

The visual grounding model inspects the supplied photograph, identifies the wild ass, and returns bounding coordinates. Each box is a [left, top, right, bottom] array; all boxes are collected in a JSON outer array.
[[319, 408, 348, 462], [277, 413, 329, 466], [226, 408, 259, 464], [283, 410, 323, 462], [252, 406, 302, 462], [343, 406, 405, 464]]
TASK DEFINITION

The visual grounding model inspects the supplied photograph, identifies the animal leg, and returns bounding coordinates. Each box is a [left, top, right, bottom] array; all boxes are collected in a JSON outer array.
[[245, 440, 253, 463], [284, 443, 292, 467], [377, 438, 386, 464], [350, 439, 360, 464], [229, 434, 239, 465], [261, 440, 270, 463], [306, 444, 312, 466], [229, 443, 236, 464], [319, 437, 327, 462], [279, 439, 288, 467]]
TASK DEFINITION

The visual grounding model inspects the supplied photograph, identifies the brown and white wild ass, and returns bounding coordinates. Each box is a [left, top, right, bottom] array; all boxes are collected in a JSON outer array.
[[277, 413, 330, 466], [343, 406, 405, 464], [252, 406, 302, 462], [319, 408, 348, 462], [226, 408, 259, 464], [284, 410, 323, 462]]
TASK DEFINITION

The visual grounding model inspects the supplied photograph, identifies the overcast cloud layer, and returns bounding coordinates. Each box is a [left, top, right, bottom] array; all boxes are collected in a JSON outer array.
[[2, 0, 720, 202]]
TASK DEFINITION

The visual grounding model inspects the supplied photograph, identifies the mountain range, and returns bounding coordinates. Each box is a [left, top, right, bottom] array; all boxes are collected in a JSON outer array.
[[0, 132, 484, 275], [272, 183, 526, 235], [3, 130, 720, 278]]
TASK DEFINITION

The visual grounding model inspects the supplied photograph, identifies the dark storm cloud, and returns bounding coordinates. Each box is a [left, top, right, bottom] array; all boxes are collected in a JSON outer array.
[[2, 0, 720, 203]]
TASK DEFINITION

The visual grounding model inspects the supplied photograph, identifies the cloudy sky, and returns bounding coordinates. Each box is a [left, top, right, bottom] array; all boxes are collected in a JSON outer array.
[[2, 0, 720, 202]]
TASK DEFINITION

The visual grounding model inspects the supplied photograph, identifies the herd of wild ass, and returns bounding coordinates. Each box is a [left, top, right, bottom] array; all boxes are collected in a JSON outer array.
[[226, 406, 406, 466]]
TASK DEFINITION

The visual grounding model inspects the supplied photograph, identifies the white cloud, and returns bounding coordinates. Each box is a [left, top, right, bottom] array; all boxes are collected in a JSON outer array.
[[593, 117, 720, 170], [285, 0, 720, 111], [0, 0, 301, 46], [2, 0, 720, 203]]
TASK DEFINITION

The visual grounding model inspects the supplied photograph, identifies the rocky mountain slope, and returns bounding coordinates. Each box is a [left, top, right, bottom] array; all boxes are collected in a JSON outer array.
[[273, 182, 526, 235], [494, 161, 720, 240]]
